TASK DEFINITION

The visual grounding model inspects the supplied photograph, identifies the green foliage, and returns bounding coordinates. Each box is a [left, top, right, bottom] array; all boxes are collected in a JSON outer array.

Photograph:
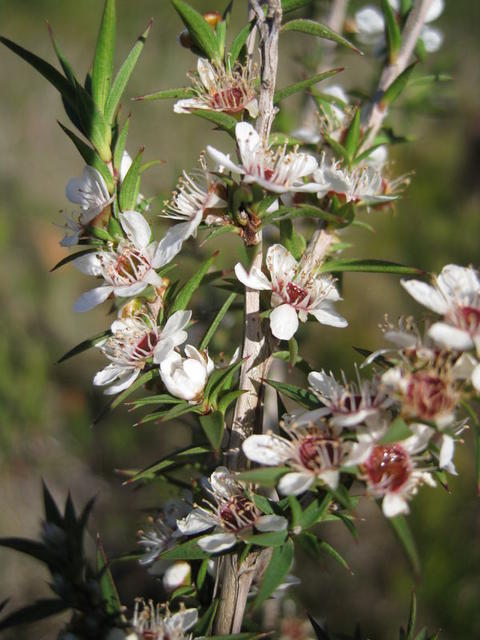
[[281, 19, 362, 54], [171, 0, 220, 61]]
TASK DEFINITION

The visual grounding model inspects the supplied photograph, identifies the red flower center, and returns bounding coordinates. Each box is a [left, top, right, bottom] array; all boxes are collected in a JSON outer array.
[[212, 87, 245, 112], [133, 331, 159, 359], [406, 372, 455, 420], [286, 281, 308, 306], [454, 305, 480, 336], [365, 444, 411, 492], [298, 435, 340, 472], [114, 247, 150, 283], [219, 496, 258, 532]]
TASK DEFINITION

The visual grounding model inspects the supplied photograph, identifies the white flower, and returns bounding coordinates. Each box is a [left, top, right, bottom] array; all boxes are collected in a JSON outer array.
[[292, 85, 349, 144], [243, 417, 351, 494], [401, 264, 480, 356], [421, 25, 443, 52], [176, 467, 287, 553], [160, 159, 227, 261], [308, 368, 390, 427], [207, 122, 320, 194], [344, 421, 436, 517], [138, 498, 190, 566], [73, 211, 172, 312], [174, 58, 258, 117], [313, 154, 394, 204], [355, 6, 385, 44], [66, 165, 113, 224], [235, 240, 347, 341], [131, 600, 198, 640], [93, 310, 191, 395], [160, 345, 214, 402], [451, 352, 480, 394]]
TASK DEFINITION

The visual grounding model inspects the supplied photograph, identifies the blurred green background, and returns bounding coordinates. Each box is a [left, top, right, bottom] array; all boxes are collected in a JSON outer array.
[[0, 0, 479, 638]]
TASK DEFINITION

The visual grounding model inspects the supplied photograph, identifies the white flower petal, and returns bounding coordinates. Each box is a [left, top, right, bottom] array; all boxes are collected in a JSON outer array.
[[73, 252, 102, 276], [73, 285, 113, 312], [401, 278, 449, 314], [103, 369, 140, 395], [234, 263, 272, 291], [242, 434, 291, 465], [197, 532, 237, 553], [428, 322, 474, 351], [119, 211, 152, 250], [278, 472, 314, 496], [343, 442, 373, 466], [168, 608, 198, 633], [309, 306, 348, 328], [425, 0, 444, 22], [439, 435, 455, 469], [162, 561, 191, 591], [93, 364, 123, 387], [162, 310, 192, 339], [236, 121, 261, 161], [206, 146, 243, 174], [255, 515, 288, 532], [153, 338, 176, 364], [197, 57, 216, 90], [472, 363, 480, 392], [382, 492, 409, 518], [421, 25, 443, 52], [177, 509, 216, 535], [319, 469, 340, 490], [113, 282, 148, 298], [270, 304, 299, 341]]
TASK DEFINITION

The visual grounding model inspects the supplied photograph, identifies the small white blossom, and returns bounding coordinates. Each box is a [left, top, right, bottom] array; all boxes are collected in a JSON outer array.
[[131, 600, 197, 640], [207, 122, 320, 194], [93, 310, 191, 395], [177, 467, 287, 553], [160, 345, 214, 402], [73, 211, 171, 312], [235, 238, 347, 341], [174, 57, 258, 117]]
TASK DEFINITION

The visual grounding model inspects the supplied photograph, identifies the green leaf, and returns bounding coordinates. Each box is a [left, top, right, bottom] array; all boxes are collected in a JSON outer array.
[[171, 0, 220, 61], [319, 258, 425, 276], [323, 130, 349, 162], [195, 598, 218, 636], [228, 23, 252, 66], [104, 19, 152, 125], [386, 513, 421, 578], [279, 219, 305, 260], [264, 378, 319, 409], [127, 393, 183, 408], [380, 62, 417, 109], [46, 22, 79, 87], [282, 0, 313, 13], [57, 329, 111, 363], [113, 114, 130, 171], [135, 86, 195, 101], [274, 68, 343, 104], [191, 109, 237, 136], [380, 417, 413, 444], [297, 531, 352, 573], [160, 539, 211, 561], [93, 369, 158, 424], [0, 599, 68, 632], [242, 530, 287, 548], [123, 445, 209, 485], [50, 248, 99, 273], [0, 36, 76, 105], [204, 358, 244, 407], [253, 539, 294, 610], [299, 495, 332, 530], [156, 402, 201, 424], [236, 466, 290, 486], [281, 19, 362, 54], [58, 122, 114, 191], [382, 0, 402, 63], [252, 493, 274, 515], [118, 146, 143, 211], [288, 495, 303, 529], [92, 0, 116, 112], [199, 410, 224, 451], [170, 253, 216, 314], [199, 293, 237, 350], [96, 535, 122, 616], [217, 389, 246, 414], [344, 107, 361, 162], [406, 591, 417, 640]]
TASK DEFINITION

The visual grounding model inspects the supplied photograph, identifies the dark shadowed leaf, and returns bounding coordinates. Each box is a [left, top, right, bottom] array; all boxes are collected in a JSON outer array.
[[252, 538, 294, 609]]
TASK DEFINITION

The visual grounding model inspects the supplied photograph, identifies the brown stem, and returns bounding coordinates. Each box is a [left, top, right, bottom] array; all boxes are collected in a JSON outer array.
[[361, 0, 434, 148], [214, 1, 282, 634]]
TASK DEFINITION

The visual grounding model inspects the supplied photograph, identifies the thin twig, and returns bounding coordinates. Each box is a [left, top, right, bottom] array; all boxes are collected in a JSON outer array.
[[361, 0, 434, 147]]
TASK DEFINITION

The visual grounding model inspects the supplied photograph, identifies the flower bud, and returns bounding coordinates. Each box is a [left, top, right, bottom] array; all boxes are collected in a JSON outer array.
[[179, 11, 222, 49], [160, 345, 214, 402], [162, 561, 191, 591]]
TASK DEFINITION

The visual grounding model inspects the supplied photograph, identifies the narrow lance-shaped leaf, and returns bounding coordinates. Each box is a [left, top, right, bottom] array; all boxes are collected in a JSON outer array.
[[318, 258, 425, 276], [46, 22, 79, 87], [386, 513, 421, 578], [282, 0, 313, 13], [274, 68, 343, 104], [171, 0, 220, 61], [104, 20, 152, 125], [134, 87, 195, 102], [281, 19, 363, 54], [263, 378, 320, 409], [345, 107, 361, 163], [191, 109, 237, 137], [113, 114, 131, 171], [382, 0, 402, 63], [96, 535, 123, 617], [57, 329, 112, 364], [199, 410, 224, 451], [252, 538, 294, 610], [170, 251, 217, 313], [91, 0, 116, 112], [75, 87, 112, 162], [50, 248, 100, 273], [228, 23, 252, 67], [199, 292, 237, 350], [406, 591, 417, 640], [93, 369, 158, 424], [118, 146, 143, 211], [380, 62, 417, 110]]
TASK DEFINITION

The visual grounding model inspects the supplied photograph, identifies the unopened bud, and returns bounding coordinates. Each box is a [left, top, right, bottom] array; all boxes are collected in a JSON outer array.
[[179, 11, 222, 50]]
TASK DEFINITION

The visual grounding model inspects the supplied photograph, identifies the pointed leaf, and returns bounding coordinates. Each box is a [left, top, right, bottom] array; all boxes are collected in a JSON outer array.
[[92, 0, 116, 112], [274, 68, 343, 104], [170, 252, 217, 313], [264, 378, 319, 409], [96, 535, 122, 616], [281, 19, 362, 54], [113, 114, 130, 171], [47, 23, 79, 87], [135, 86, 195, 101], [381, 63, 417, 109], [252, 539, 294, 610], [93, 369, 158, 424], [191, 109, 237, 136], [199, 410, 224, 451], [318, 259, 425, 276], [228, 23, 252, 66], [406, 591, 417, 640], [279, 219, 305, 260], [236, 466, 290, 486], [195, 599, 218, 636], [160, 539, 211, 561], [380, 417, 413, 444], [217, 389, 246, 415], [57, 329, 111, 364], [104, 20, 152, 125], [118, 146, 143, 211], [199, 293, 237, 350], [344, 107, 361, 162], [242, 530, 287, 548], [386, 513, 421, 578], [171, 0, 220, 61], [0, 599, 68, 632], [282, 0, 314, 13], [382, 0, 402, 63]]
